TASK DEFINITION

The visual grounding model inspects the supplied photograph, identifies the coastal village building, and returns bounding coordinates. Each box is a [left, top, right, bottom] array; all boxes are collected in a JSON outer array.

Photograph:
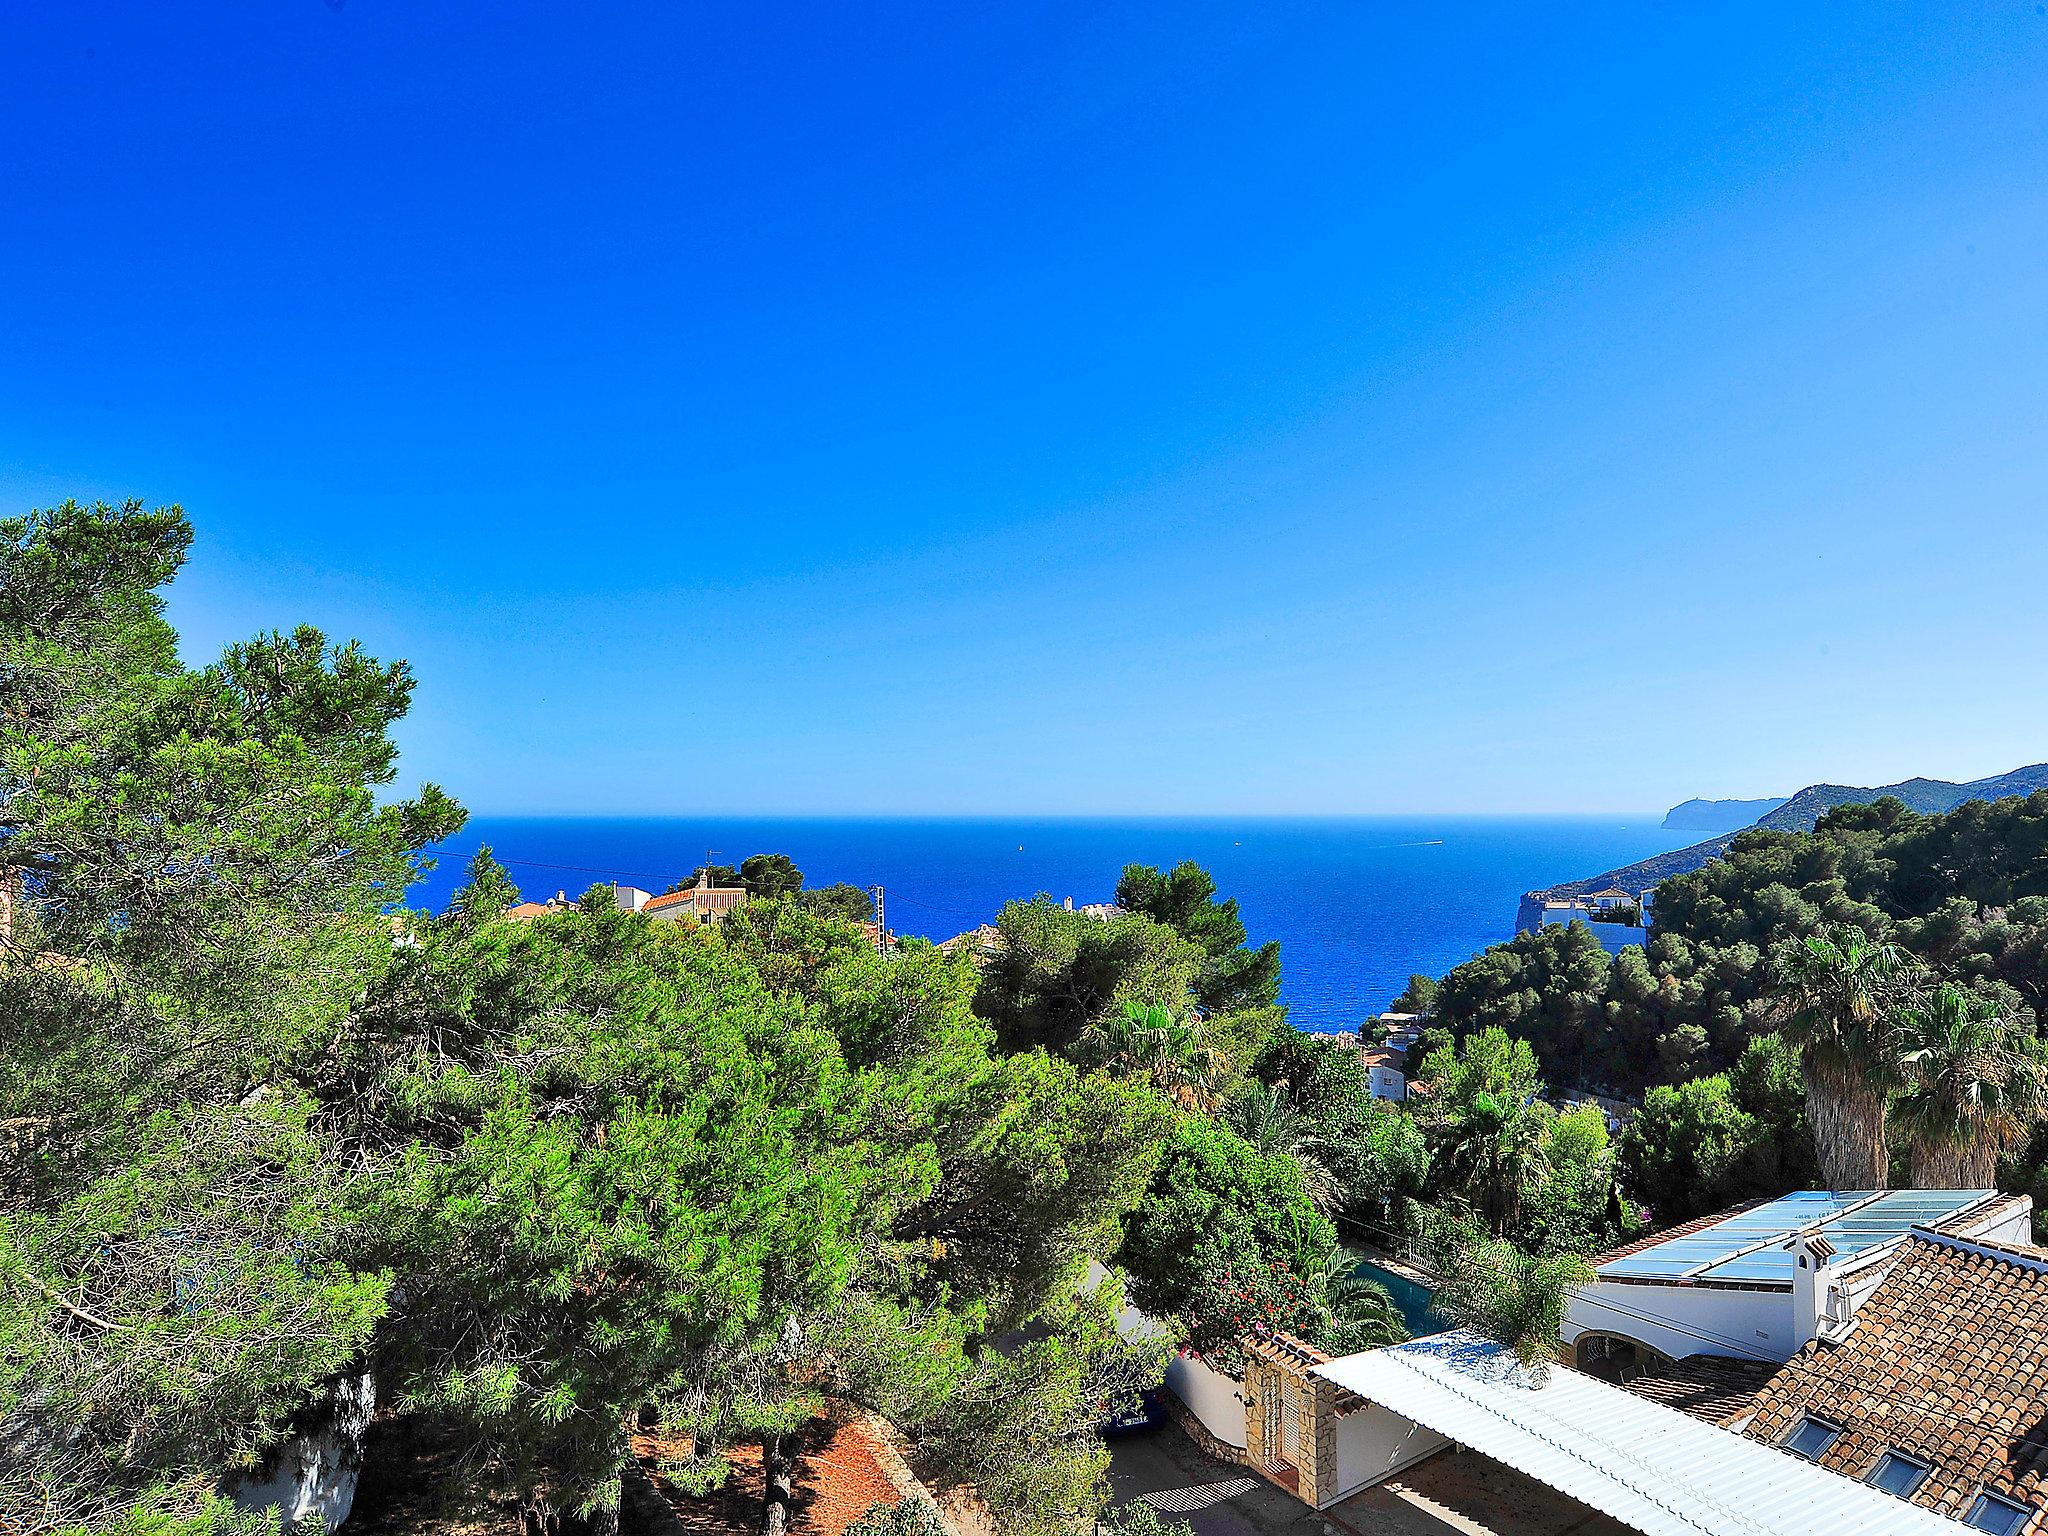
[[1535, 892, 1653, 954], [1736, 1227, 2048, 1532], [1314, 1015, 1424, 1101], [1144, 1189, 2047, 1536], [642, 871, 748, 926], [505, 882, 667, 920], [505, 890, 577, 919], [1563, 1189, 2030, 1372]]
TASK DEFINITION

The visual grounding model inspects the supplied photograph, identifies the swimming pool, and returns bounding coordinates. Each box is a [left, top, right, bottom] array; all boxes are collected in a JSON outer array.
[[1348, 1255, 1447, 1339]]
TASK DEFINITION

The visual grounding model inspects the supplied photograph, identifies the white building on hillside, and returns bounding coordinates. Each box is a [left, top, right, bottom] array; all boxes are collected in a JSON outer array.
[[1564, 1188, 2031, 1372]]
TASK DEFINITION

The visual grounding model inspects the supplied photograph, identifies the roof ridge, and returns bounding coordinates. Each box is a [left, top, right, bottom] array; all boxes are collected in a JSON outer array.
[[1909, 1224, 2048, 1274]]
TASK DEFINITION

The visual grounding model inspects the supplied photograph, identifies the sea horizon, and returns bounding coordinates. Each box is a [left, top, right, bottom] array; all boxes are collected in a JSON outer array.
[[409, 812, 1701, 1032]]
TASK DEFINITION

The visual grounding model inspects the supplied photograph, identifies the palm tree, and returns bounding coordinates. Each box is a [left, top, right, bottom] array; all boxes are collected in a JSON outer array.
[[1226, 1080, 1341, 1212], [1317, 1249, 1409, 1353], [1774, 925, 1914, 1189], [1081, 1000, 1227, 1113], [1436, 1237, 1595, 1375], [1891, 983, 2048, 1188], [1435, 1090, 1548, 1237]]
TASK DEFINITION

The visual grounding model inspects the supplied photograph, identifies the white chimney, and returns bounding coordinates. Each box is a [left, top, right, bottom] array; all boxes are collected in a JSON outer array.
[[1788, 1231, 1838, 1349], [1064, 896, 1074, 911]]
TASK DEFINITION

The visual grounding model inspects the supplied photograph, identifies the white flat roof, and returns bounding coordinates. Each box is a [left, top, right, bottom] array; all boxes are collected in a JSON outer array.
[[1316, 1331, 1959, 1536]]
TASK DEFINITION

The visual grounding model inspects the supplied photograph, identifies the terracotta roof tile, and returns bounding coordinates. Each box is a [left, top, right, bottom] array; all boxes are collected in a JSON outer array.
[[1616, 1355, 1778, 1424], [1739, 1229, 2048, 1526]]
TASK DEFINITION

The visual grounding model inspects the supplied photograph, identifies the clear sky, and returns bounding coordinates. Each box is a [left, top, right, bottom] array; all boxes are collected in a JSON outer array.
[[5, 4, 2046, 815]]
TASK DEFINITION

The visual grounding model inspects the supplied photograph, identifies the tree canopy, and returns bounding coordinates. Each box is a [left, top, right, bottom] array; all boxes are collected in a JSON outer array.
[[0, 502, 1173, 1536]]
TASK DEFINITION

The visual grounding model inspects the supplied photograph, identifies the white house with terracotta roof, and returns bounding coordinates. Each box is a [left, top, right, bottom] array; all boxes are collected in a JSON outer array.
[[1736, 1226, 2048, 1534], [1178, 1192, 2045, 1536], [1563, 1189, 2032, 1375]]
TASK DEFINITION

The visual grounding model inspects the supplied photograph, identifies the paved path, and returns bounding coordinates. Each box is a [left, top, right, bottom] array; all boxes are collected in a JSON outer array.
[[1108, 1424, 1625, 1536]]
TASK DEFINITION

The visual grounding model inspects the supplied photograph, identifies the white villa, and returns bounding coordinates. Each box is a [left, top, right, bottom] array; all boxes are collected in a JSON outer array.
[[1141, 1188, 2048, 1536]]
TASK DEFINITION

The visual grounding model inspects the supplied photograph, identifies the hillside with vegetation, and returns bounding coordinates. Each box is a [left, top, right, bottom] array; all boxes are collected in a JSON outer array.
[[1662, 796, 1788, 831], [1523, 761, 2048, 929], [12, 502, 2046, 1536], [1435, 789, 2048, 1228], [6, 501, 1565, 1536]]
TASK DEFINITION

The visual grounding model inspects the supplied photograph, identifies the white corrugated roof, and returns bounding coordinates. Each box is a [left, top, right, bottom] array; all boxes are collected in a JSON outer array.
[[1315, 1331, 1960, 1536]]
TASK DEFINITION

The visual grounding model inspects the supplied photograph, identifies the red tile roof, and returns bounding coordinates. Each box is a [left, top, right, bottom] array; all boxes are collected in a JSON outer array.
[[1740, 1229, 2048, 1526], [1615, 1355, 1778, 1424], [642, 886, 746, 914]]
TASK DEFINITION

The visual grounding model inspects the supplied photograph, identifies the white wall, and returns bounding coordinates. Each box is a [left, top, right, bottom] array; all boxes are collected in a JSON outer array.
[[1565, 1282, 1793, 1364], [229, 1372, 374, 1532], [1165, 1353, 1248, 1449], [1092, 1261, 1249, 1450], [1966, 1202, 2035, 1246], [1368, 1065, 1407, 1102], [1329, 1403, 1451, 1504]]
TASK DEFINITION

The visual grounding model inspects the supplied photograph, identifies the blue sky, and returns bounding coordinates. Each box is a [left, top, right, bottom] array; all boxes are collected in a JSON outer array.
[[5, 4, 2046, 815]]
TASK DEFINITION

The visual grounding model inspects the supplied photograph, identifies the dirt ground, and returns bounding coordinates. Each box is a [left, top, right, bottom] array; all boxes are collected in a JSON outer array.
[[630, 1414, 906, 1536], [346, 1411, 911, 1536]]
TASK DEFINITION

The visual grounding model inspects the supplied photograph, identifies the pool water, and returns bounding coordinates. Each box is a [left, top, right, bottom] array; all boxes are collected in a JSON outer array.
[[1349, 1256, 1448, 1339]]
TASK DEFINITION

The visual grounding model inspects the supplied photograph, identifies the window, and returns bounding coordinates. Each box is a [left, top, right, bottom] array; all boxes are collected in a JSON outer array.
[[1865, 1451, 1930, 1498], [1965, 1493, 2028, 1536], [1780, 1416, 1842, 1461]]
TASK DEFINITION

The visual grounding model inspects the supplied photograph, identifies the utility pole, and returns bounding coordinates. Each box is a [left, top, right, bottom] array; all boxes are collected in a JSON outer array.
[[870, 885, 886, 953]]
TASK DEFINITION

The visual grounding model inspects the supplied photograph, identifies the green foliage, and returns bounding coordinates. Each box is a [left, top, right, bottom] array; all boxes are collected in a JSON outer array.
[[1892, 982, 2048, 1186], [1, 502, 1170, 1536], [845, 1498, 951, 1536], [0, 501, 461, 1532], [1097, 1501, 1195, 1536], [1084, 1001, 1228, 1113], [1319, 1253, 1409, 1355], [973, 897, 1205, 1055], [1619, 1076, 1760, 1225], [1412, 1029, 1622, 1254], [739, 852, 805, 899], [1416, 1026, 1543, 1119], [802, 882, 878, 923], [1117, 1115, 1334, 1322], [1330, 1100, 1431, 1234], [1436, 1239, 1596, 1371], [450, 844, 523, 923], [1431, 925, 1612, 1088], [1615, 1032, 1818, 1224], [1114, 861, 1281, 1013], [1387, 974, 1439, 1018]]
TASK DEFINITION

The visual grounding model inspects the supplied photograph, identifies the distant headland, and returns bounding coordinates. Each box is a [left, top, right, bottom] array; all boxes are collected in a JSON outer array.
[[1519, 761, 2048, 933]]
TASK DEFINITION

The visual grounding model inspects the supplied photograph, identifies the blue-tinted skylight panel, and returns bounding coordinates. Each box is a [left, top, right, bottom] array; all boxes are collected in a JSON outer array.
[[1604, 1189, 1994, 1281], [1698, 1251, 1797, 1283]]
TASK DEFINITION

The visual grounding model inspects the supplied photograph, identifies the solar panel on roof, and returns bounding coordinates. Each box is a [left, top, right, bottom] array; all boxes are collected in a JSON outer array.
[[1601, 1189, 1994, 1280]]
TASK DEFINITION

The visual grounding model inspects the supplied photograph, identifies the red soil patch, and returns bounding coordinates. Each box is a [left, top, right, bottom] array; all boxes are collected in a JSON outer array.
[[629, 1414, 905, 1536]]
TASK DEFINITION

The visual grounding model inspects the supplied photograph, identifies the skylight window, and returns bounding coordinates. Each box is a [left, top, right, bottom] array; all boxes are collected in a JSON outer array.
[[1965, 1492, 2028, 1536], [1780, 1416, 1842, 1461], [1865, 1450, 1930, 1498]]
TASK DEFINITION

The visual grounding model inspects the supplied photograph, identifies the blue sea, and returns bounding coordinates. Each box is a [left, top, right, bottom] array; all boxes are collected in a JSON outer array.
[[407, 816, 1699, 1033]]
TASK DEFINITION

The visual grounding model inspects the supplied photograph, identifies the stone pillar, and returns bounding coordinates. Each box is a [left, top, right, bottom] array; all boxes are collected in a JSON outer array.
[[1243, 1356, 1274, 1466], [1295, 1375, 1340, 1508]]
